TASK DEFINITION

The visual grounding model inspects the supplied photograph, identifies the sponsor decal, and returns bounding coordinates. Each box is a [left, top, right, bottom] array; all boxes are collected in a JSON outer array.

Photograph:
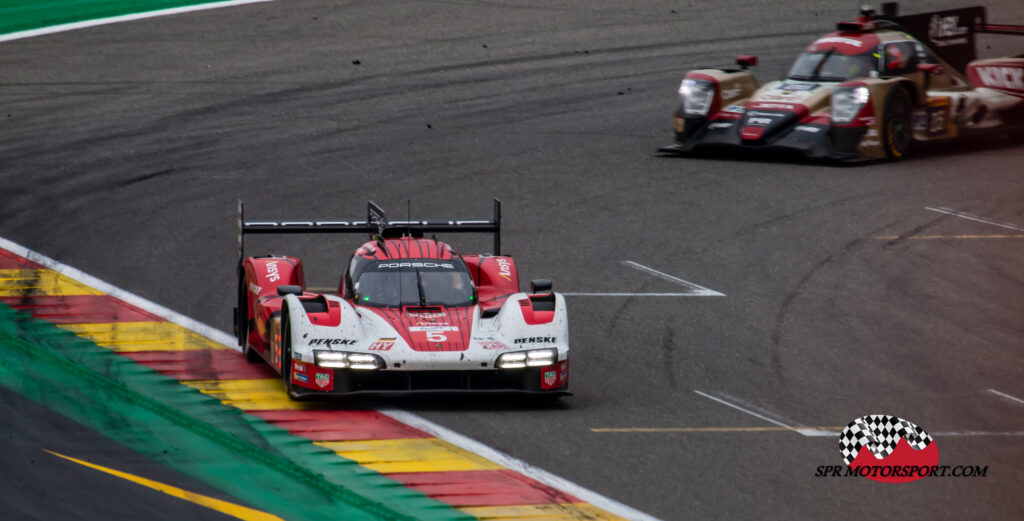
[[865, 128, 879, 137], [926, 97, 951, 137], [496, 258, 513, 281], [974, 66, 1024, 91], [720, 86, 742, 101], [409, 312, 446, 319], [779, 82, 819, 92], [708, 121, 735, 130], [294, 372, 309, 383], [369, 338, 396, 351], [377, 262, 454, 269], [480, 341, 510, 350], [248, 282, 261, 295], [308, 338, 357, 346], [543, 370, 557, 386], [514, 336, 556, 344], [928, 14, 969, 47], [315, 372, 331, 389], [814, 36, 863, 48], [795, 125, 821, 133], [750, 102, 797, 111], [747, 117, 773, 126], [266, 261, 281, 282], [912, 113, 928, 131], [292, 361, 307, 373], [724, 105, 746, 114], [860, 139, 880, 147], [409, 325, 458, 332]]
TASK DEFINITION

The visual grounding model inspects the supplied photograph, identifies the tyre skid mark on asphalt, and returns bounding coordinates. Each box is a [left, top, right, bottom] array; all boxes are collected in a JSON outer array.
[[0, 237, 655, 521]]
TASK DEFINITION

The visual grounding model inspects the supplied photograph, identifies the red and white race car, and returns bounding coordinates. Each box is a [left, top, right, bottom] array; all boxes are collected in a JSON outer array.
[[233, 200, 570, 399], [659, 3, 1024, 161]]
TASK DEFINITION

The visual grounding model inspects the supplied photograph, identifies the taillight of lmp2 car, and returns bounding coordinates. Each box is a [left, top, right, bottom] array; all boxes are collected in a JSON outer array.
[[830, 84, 873, 126], [678, 78, 716, 117]]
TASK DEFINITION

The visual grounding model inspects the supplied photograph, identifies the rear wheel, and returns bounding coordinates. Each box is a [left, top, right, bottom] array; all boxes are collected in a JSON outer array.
[[882, 87, 912, 160]]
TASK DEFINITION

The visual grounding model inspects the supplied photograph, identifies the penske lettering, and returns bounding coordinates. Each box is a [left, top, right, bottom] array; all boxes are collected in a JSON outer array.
[[309, 338, 357, 346], [514, 336, 557, 344], [975, 66, 1024, 91]]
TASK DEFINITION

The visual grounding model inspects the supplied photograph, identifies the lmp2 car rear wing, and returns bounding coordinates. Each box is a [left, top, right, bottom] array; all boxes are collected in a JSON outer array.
[[879, 3, 1024, 72], [236, 199, 502, 265]]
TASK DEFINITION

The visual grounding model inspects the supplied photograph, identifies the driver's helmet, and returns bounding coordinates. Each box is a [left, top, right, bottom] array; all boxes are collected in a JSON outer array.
[[886, 45, 905, 70]]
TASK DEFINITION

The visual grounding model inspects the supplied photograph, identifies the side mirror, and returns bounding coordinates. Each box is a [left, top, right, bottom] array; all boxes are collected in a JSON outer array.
[[736, 55, 758, 70], [277, 285, 303, 296], [530, 279, 552, 293]]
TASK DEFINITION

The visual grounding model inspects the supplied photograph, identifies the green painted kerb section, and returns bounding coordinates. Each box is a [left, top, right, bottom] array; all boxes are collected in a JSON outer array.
[[0, 0, 236, 35], [0, 304, 474, 521]]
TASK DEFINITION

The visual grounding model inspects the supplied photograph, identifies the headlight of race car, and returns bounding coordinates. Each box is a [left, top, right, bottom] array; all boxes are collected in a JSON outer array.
[[496, 348, 557, 369], [314, 351, 384, 370], [830, 86, 870, 124], [679, 79, 715, 117]]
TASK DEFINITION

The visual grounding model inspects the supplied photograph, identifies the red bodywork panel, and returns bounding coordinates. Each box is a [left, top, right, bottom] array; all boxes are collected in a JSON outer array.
[[464, 254, 520, 313], [242, 256, 340, 356], [365, 305, 474, 352]]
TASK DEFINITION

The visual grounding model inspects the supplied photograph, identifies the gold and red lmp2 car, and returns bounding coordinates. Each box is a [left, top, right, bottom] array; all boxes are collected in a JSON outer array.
[[659, 3, 1024, 162]]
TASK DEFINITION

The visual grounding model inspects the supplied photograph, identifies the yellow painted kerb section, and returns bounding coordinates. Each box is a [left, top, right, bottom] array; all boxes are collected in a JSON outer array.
[[58, 322, 228, 352], [0, 269, 104, 296], [316, 438, 504, 473]]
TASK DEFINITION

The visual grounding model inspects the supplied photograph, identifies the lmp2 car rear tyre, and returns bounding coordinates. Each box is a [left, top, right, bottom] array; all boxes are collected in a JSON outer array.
[[883, 87, 912, 160]]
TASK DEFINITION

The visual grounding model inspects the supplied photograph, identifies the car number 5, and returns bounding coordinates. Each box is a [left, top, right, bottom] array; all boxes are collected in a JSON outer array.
[[426, 331, 447, 342]]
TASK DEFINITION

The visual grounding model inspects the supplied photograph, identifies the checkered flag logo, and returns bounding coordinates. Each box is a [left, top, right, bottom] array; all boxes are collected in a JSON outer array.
[[839, 414, 934, 465]]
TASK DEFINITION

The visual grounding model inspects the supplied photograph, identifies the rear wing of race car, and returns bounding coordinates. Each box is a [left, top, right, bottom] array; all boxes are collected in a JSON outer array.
[[237, 199, 502, 265], [879, 3, 1024, 72]]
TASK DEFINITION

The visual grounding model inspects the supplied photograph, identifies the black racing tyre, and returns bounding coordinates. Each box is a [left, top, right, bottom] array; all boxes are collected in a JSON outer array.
[[238, 269, 261, 363], [281, 313, 295, 398], [882, 86, 912, 160]]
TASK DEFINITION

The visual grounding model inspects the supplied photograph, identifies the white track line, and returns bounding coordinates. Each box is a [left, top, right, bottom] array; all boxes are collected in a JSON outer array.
[[0, 235, 663, 521], [925, 207, 1024, 233], [623, 261, 725, 296], [989, 389, 1024, 407], [694, 390, 792, 429], [694, 390, 832, 437], [0, 0, 274, 43]]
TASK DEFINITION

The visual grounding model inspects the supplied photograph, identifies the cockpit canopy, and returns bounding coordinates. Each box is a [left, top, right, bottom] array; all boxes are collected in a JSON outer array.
[[787, 48, 879, 82], [787, 32, 931, 82], [348, 257, 476, 307]]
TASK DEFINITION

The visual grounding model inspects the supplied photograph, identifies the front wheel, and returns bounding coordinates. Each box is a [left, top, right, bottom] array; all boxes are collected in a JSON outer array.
[[882, 87, 912, 160], [280, 313, 295, 398]]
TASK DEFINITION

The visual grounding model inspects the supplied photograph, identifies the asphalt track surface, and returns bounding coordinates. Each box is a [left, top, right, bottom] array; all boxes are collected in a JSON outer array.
[[1, 1, 1023, 519]]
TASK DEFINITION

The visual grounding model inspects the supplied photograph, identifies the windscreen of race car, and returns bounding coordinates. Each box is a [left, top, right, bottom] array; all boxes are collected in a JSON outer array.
[[351, 259, 476, 307], [787, 48, 879, 82]]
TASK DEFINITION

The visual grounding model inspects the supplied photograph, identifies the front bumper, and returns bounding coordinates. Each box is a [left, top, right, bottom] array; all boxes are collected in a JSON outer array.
[[288, 363, 571, 399], [657, 118, 871, 163]]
